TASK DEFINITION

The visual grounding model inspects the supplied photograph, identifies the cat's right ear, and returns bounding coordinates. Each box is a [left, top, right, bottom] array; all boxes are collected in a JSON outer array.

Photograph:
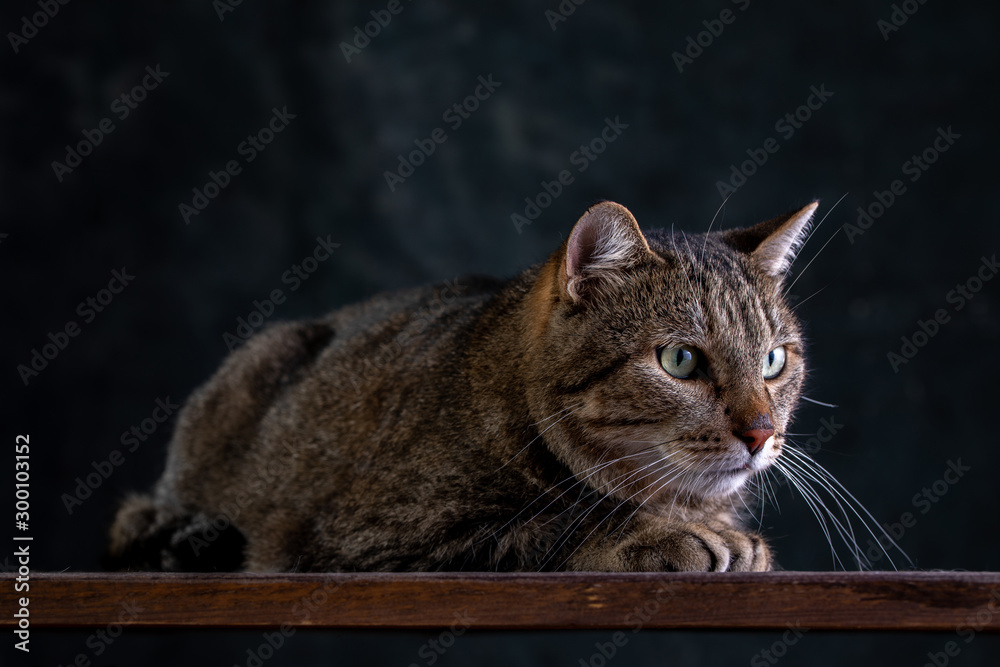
[[723, 201, 818, 280], [562, 201, 651, 302]]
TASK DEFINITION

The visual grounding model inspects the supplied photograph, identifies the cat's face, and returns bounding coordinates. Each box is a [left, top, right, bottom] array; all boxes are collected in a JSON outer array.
[[525, 201, 816, 509]]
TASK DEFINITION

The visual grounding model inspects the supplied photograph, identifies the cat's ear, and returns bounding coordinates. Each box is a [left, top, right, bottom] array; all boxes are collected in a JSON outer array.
[[724, 201, 818, 279], [562, 201, 651, 301]]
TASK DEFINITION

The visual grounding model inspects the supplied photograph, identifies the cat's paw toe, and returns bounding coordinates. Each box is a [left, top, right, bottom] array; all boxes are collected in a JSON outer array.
[[665, 524, 730, 571], [661, 525, 771, 572], [716, 528, 770, 572]]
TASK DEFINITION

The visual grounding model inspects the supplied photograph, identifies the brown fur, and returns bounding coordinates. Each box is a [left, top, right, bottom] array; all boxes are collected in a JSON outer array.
[[108, 200, 817, 572]]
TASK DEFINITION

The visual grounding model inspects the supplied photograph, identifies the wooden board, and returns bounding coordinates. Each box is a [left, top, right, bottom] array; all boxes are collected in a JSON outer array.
[[3, 572, 1000, 631]]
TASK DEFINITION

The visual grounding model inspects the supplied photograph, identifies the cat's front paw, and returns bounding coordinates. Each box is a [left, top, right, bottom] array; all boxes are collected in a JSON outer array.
[[612, 523, 771, 572], [662, 523, 771, 572]]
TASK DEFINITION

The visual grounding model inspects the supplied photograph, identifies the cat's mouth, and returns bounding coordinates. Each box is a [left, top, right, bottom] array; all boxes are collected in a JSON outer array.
[[711, 464, 755, 482], [707, 458, 772, 484]]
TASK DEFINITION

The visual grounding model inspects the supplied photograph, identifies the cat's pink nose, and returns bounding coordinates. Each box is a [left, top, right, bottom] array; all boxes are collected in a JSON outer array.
[[736, 428, 774, 455]]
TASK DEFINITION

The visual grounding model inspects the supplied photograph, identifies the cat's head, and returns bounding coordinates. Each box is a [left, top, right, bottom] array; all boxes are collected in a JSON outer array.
[[525, 200, 816, 508]]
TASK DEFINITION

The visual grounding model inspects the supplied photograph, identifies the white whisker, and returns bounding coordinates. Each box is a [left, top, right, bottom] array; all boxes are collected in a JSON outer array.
[[617, 454, 702, 540], [541, 451, 698, 570], [785, 447, 912, 568], [777, 456, 866, 568], [483, 444, 667, 546], [776, 461, 847, 569], [495, 403, 583, 471], [800, 396, 838, 408], [791, 284, 829, 311], [783, 225, 843, 298], [785, 192, 847, 274]]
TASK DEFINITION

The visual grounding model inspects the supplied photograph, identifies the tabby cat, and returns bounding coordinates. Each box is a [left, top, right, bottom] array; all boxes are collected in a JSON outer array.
[[109, 200, 863, 573]]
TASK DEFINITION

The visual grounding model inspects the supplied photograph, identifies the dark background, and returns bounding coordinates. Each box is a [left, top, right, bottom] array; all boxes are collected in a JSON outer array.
[[3, 0, 999, 664]]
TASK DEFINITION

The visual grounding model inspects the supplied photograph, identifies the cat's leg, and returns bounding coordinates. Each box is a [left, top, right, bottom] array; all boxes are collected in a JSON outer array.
[[105, 494, 247, 571], [564, 516, 771, 572], [106, 492, 168, 569], [108, 320, 335, 572]]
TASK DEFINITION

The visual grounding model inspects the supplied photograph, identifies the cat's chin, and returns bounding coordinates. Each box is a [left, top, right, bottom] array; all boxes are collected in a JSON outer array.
[[693, 465, 763, 499]]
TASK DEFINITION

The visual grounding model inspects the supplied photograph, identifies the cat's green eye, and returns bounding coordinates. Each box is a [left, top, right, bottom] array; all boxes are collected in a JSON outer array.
[[763, 346, 787, 379], [660, 345, 700, 379]]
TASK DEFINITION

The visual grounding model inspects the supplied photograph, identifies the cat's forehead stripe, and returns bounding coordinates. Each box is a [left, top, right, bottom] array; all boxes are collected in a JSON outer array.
[[701, 262, 776, 348]]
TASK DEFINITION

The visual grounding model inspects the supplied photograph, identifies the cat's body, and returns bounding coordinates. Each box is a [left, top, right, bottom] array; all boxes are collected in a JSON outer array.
[[109, 201, 819, 573]]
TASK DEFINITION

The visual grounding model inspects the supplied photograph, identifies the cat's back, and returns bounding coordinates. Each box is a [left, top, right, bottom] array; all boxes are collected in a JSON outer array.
[[158, 274, 508, 500], [322, 274, 500, 364]]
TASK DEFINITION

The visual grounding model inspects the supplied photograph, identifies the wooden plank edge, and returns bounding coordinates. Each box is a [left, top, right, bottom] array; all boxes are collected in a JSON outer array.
[[3, 572, 1000, 631]]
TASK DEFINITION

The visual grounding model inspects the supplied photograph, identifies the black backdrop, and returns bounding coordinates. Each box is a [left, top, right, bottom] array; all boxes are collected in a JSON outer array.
[[3, 0, 1000, 665]]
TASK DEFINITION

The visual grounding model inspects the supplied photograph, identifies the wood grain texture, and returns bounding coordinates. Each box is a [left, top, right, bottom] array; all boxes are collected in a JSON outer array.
[[3, 572, 1000, 631]]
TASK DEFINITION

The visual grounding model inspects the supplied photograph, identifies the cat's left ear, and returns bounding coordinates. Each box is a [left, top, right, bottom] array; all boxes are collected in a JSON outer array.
[[562, 201, 652, 301], [724, 201, 818, 279]]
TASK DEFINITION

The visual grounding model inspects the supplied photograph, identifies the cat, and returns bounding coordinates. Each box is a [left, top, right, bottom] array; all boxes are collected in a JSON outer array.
[[108, 199, 878, 573]]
